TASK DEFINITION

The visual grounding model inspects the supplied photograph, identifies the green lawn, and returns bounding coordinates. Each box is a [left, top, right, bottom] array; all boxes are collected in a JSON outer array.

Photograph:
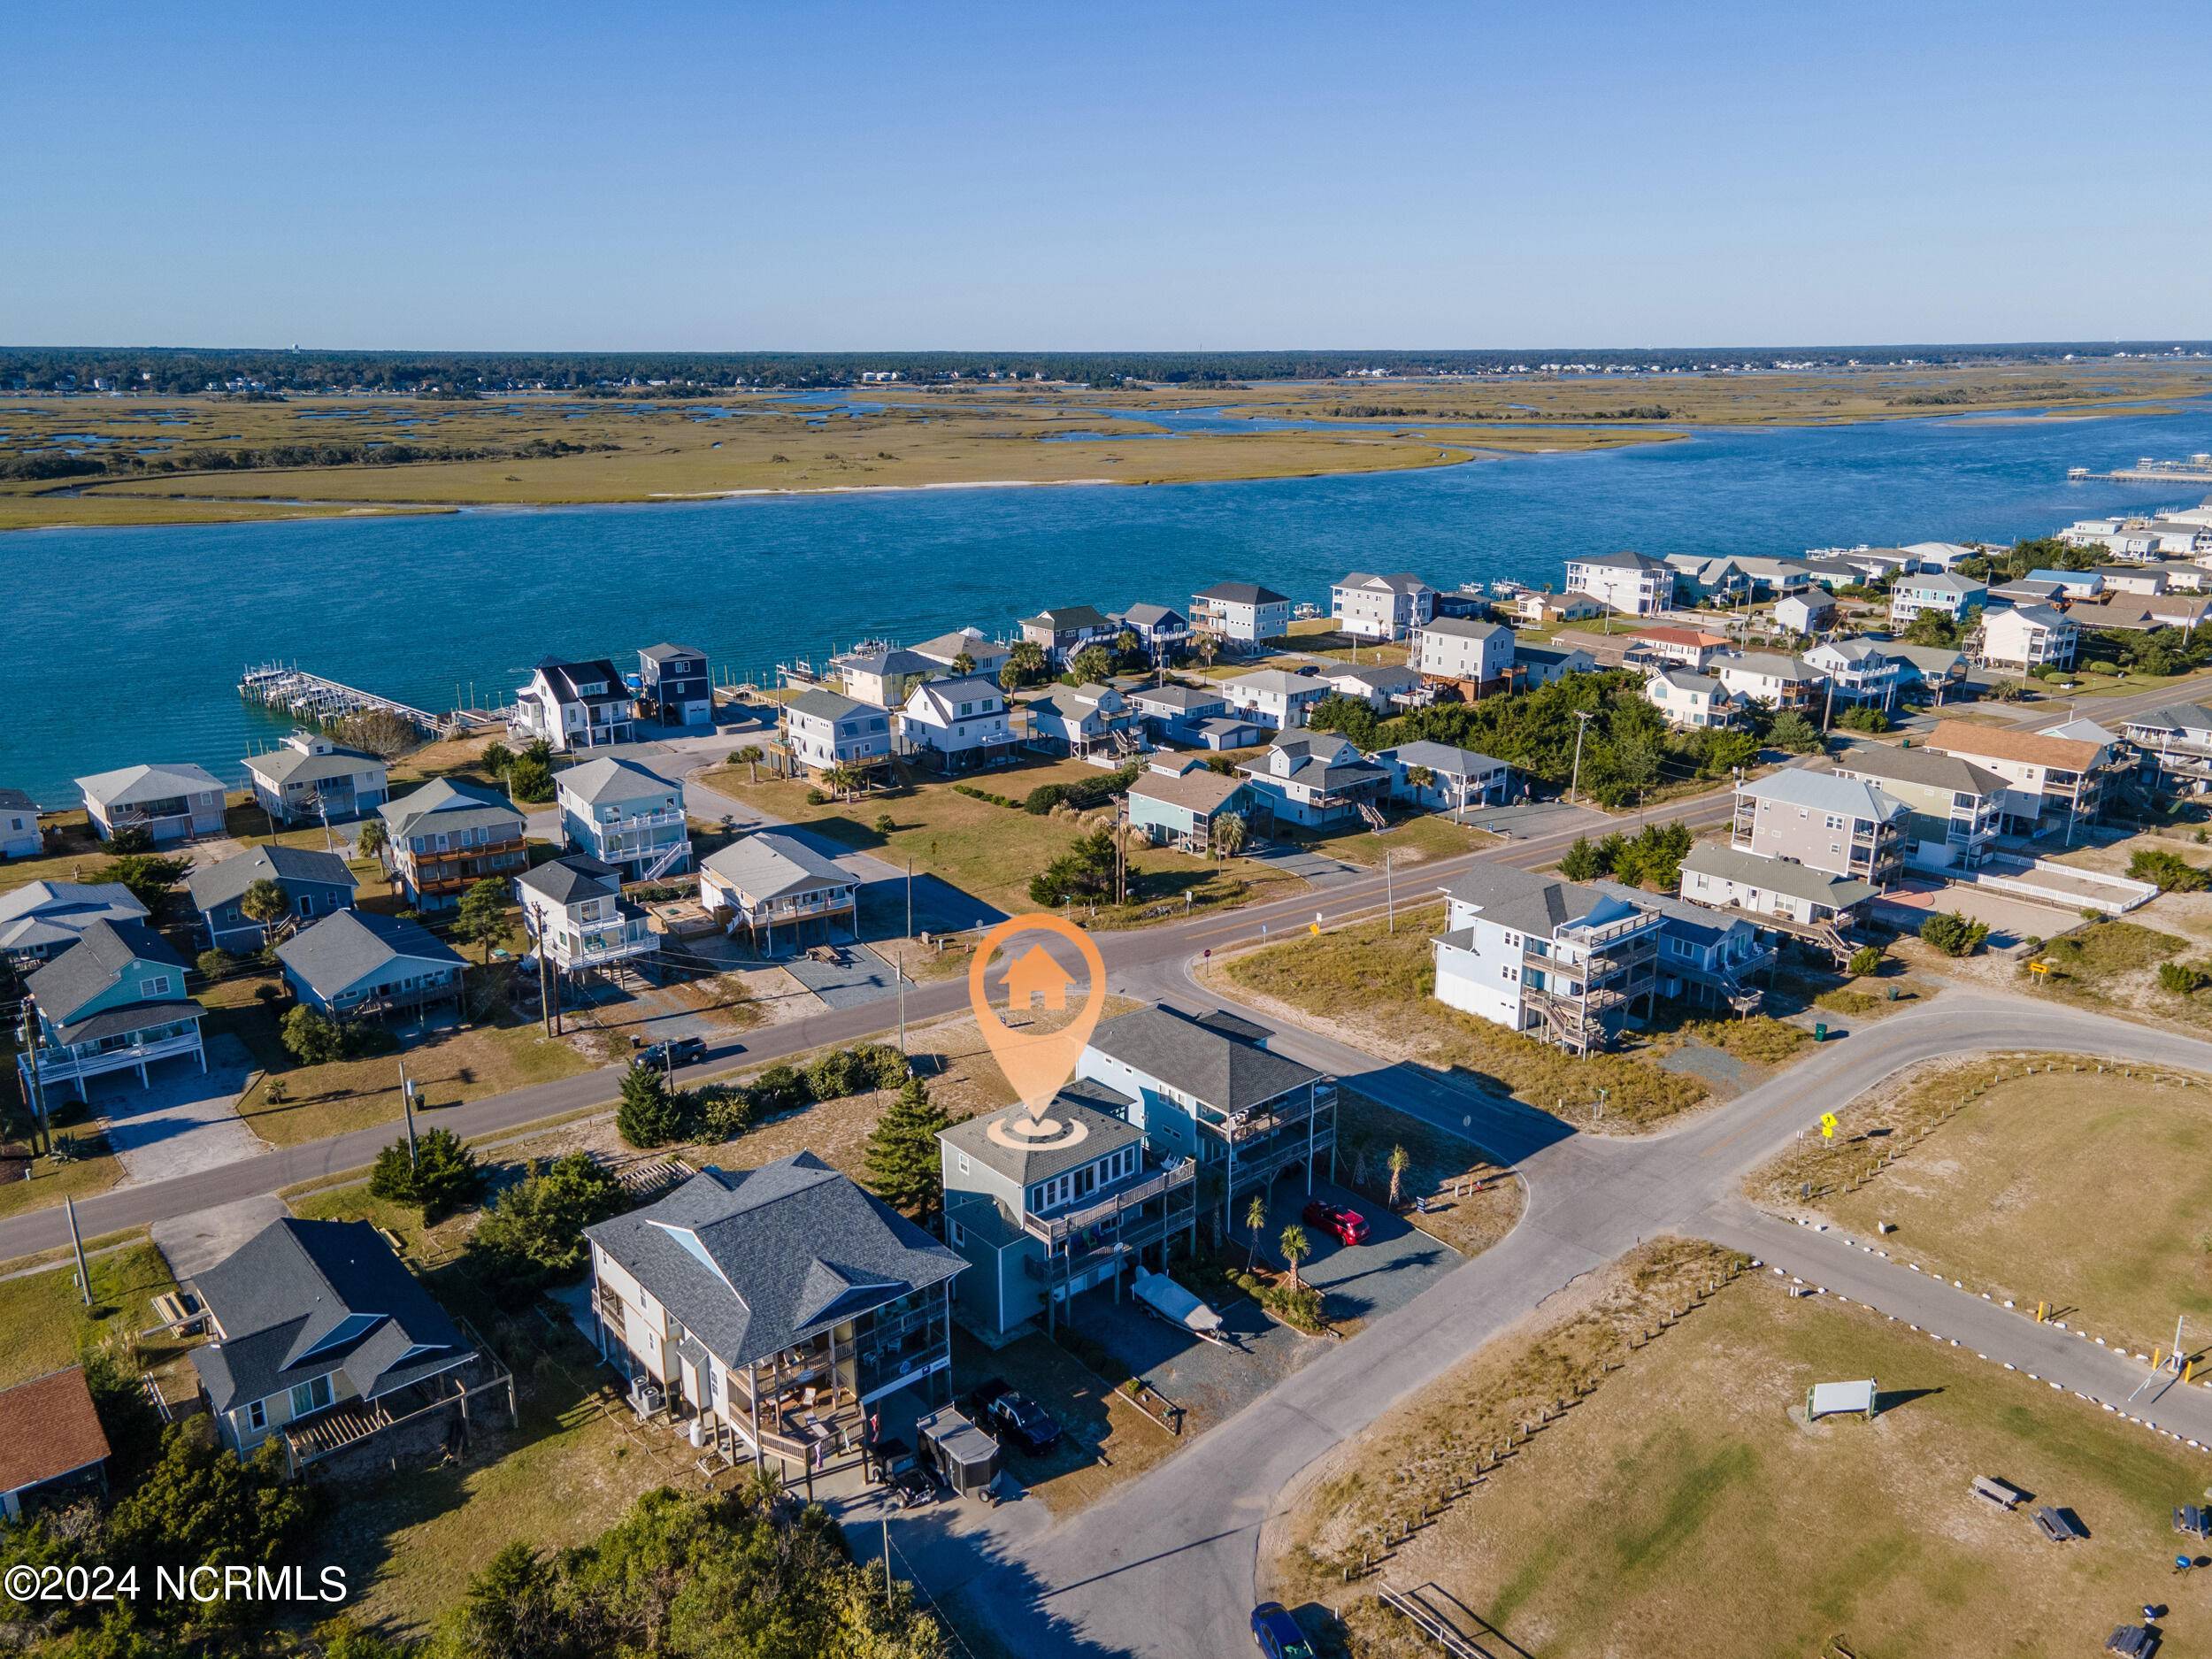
[[1282, 1263, 2212, 1659], [698, 756, 1303, 919], [0, 1242, 182, 1390], [1815, 1059, 2212, 1355], [1214, 904, 1711, 1131]]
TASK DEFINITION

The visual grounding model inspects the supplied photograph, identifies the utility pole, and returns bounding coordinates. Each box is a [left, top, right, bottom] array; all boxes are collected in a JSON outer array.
[[398, 1058, 419, 1166], [19, 999, 48, 1158], [1823, 676, 1836, 734], [1384, 849, 1397, 933], [539, 949, 555, 1037], [65, 1194, 89, 1307], [1569, 710, 1594, 804]]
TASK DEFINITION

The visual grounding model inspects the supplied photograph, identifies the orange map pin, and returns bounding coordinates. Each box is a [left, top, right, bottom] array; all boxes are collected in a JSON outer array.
[[968, 913, 1106, 1126]]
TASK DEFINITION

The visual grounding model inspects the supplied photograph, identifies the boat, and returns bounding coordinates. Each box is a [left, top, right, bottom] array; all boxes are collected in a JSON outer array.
[[1132, 1267, 1227, 1345]]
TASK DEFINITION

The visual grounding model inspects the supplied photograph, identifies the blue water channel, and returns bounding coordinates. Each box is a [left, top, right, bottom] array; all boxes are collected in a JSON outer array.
[[5, 398, 2212, 805]]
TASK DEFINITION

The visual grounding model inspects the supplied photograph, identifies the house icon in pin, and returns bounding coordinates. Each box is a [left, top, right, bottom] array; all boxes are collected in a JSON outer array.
[[999, 944, 1077, 1011]]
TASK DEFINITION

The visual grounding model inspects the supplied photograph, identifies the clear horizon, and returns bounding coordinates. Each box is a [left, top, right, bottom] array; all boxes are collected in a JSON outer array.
[[7, 1, 2210, 351]]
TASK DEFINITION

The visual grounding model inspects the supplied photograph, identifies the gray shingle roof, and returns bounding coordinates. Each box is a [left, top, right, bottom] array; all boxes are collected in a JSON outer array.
[[1083, 1006, 1319, 1114], [187, 844, 357, 912], [188, 1218, 471, 1413], [1679, 842, 1877, 910], [700, 832, 854, 903], [1419, 616, 1510, 641], [1118, 603, 1189, 629], [76, 762, 227, 808], [242, 743, 385, 789], [1133, 684, 1225, 713], [1024, 604, 1113, 632], [586, 1153, 964, 1371], [517, 853, 622, 906], [1336, 571, 1433, 595], [1832, 745, 2008, 797], [0, 881, 149, 956], [26, 919, 188, 1025], [1372, 741, 1505, 777], [941, 1085, 1141, 1187], [556, 754, 680, 809], [641, 641, 707, 663], [786, 687, 870, 724], [1438, 864, 1613, 939], [380, 776, 523, 841], [1194, 581, 1289, 606], [276, 910, 463, 1001]]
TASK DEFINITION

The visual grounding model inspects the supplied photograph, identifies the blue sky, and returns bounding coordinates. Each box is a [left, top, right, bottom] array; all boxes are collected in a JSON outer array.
[[8, 1, 2210, 350]]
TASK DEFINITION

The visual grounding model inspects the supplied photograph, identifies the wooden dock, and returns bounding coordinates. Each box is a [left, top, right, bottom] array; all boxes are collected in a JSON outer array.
[[239, 663, 455, 737]]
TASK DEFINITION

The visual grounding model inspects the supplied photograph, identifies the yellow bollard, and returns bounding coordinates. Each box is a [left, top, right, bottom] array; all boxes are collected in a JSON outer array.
[[2186, 1359, 2195, 1385], [2154, 1348, 2165, 1371], [2036, 1302, 2047, 1323]]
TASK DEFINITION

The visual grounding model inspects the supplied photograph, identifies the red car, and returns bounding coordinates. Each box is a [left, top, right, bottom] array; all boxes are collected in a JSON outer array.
[[1302, 1199, 1369, 1246]]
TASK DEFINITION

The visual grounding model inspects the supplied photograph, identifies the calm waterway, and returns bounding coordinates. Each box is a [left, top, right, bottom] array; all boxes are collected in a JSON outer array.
[[7, 400, 2212, 806]]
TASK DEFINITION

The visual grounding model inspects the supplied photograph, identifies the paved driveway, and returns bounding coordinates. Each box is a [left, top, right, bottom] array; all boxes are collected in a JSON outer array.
[[91, 1033, 262, 1183], [1071, 1178, 1458, 1433], [783, 940, 901, 1010], [1245, 842, 1361, 888]]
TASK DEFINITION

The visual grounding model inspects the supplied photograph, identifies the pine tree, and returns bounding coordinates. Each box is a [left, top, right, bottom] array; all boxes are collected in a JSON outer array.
[[864, 1077, 951, 1216], [616, 1064, 685, 1148]]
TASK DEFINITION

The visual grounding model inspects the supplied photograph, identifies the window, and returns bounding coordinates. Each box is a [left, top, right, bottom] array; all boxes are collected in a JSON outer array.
[[947, 1218, 965, 1248], [139, 975, 170, 998], [247, 1400, 266, 1432], [288, 1374, 334, 1417]]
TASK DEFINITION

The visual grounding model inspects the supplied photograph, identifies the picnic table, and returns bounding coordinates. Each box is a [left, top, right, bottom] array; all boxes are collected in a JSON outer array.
[[1971, 1475, 2025, 1511], [2105, 1624, 2155, 1657], [2175, 1504, 2211, 1539], [2033, 1505, 2086, 1543]]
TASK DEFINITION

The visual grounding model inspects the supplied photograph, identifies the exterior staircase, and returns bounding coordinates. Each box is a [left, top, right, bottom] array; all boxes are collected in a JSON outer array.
[[1356, 800, 1390, 833], [638, 838, 690, 883]]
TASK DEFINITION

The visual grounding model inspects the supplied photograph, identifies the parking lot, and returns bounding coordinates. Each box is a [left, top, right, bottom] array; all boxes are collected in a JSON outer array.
[[1872, 875, 2079, 947]]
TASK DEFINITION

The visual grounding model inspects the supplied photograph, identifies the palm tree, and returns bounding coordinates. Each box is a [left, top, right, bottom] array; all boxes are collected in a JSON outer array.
[[240, 878, 289, 947], [736, 744, 764, 784], [1245, 1193, 1268, 1270], [821, 763, 861, 801], [1196, 634, 1220, 671], [951, 650, 976, 676], [1386, 1143, 1411, 1210], [1212, 810, 1248, 859], [1279, 1224, 1311, 1292], [1405, 764, 1434, 801], [1008, 640, 1048, 685], [355, 817, 389, 864]]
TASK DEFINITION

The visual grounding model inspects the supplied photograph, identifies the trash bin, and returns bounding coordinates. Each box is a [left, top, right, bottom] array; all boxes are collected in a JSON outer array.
[[1814, 1022, 1829, 1042]]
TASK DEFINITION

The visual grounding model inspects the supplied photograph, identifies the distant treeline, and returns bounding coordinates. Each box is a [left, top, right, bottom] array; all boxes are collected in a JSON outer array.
[[1328, 402, 1675, 419], [0, 434, 612, 481], [5, 342, 2210, 396]]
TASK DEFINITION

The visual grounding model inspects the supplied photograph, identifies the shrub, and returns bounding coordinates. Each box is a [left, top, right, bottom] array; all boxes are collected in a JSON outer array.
[[2158, 961, 2208, 996], [1837, 705, 1892, 733], [367, 1126, 484, 1221], [804, 787, 829, 805], [1846, 944, 1885, 979], [1919, 910, 1990, 957], [466, 1152, 627, 1303], [854, 1041, 910, 1090], [872, 812, 895, 834], [699, 1086, 752, 1141], [806, 1047, 866, 1099], [745, 1063, 812, 1116], [196, 948, 240, 979], [2130, 849, 2209, 893], [280, 1004, 348, 1065]]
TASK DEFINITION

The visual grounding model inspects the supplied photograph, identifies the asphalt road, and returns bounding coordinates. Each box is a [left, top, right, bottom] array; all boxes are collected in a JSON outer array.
[[0, 770, 1739, 1262], [883, 992, 2212, 1659]]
